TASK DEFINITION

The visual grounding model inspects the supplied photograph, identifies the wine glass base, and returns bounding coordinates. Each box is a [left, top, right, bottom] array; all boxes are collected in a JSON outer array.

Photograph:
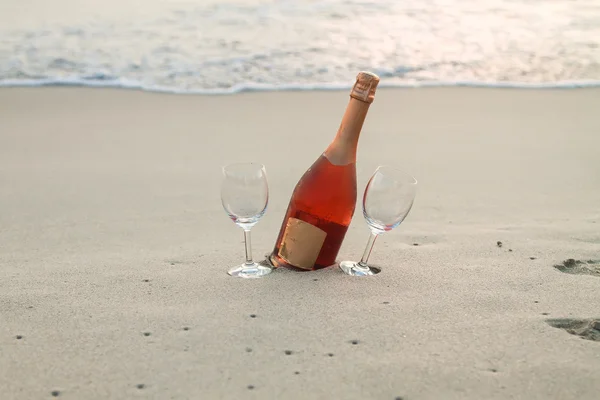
[[339, 261, 381, 277], [227, 262, 273, 278]]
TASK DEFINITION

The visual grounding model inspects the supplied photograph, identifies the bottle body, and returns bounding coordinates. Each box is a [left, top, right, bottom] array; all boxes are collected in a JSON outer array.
[[271, 154, 357, 270], [270, 71, 380, 271]]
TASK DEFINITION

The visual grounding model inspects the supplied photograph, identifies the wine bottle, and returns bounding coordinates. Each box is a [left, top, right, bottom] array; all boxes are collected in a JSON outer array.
[[270, 71, 380, 271]]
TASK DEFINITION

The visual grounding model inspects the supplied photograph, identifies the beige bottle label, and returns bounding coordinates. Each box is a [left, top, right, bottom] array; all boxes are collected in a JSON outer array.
[[278, 218, 327, 270]]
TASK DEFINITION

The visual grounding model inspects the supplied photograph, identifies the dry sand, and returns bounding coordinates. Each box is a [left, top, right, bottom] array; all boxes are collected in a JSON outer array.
[[1, 87, 599, 399]]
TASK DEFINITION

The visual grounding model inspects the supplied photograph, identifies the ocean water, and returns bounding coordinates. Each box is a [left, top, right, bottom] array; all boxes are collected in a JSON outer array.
[[1, 0, 599, 94]]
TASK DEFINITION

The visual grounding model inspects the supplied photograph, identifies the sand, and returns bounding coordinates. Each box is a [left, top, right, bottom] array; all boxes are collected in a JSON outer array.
[[1, 87, 599, 400]]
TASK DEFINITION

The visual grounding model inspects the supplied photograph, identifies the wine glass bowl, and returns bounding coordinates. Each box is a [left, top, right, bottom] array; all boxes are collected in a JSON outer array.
[[221, 163, 268, 228], [339, 166, 417, 277], [221, 162, 272, 278], [363, 166, 417, 233]]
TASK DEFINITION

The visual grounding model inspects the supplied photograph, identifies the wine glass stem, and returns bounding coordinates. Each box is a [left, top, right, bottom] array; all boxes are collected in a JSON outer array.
[[243, 229, 254, 265], [358, 232, 378, 267]]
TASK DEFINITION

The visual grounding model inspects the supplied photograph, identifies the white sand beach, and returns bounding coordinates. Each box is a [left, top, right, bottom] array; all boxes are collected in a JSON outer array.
[[1, 87, 599, 399]]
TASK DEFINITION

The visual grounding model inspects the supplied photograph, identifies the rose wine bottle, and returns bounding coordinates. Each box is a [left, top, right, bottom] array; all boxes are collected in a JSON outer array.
[[270, 71, 380, 271]]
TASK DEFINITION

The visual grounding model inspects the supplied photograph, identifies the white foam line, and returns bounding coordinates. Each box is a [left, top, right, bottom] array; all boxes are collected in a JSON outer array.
[[1, 77, 600, 94]]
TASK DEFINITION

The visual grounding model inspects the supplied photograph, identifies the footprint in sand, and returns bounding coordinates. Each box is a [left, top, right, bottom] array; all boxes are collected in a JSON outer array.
[[546, 318, 600, 342], [553, 259, 600, 277]]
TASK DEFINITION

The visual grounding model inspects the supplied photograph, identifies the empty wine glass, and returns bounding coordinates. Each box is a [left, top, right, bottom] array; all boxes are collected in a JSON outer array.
[[221, 162, 272, 278], [339, 166, 417, 276]]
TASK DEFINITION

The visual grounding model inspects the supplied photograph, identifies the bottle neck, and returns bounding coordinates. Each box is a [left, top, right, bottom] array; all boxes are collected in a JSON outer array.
[[323, 97, 370, 166]]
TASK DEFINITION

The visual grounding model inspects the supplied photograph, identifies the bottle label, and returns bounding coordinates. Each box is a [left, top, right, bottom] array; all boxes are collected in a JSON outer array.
[[278, 217, 327, 270]]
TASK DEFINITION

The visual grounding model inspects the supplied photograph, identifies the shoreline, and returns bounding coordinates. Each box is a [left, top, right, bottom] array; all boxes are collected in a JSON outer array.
[[1, 79, 600, 96]]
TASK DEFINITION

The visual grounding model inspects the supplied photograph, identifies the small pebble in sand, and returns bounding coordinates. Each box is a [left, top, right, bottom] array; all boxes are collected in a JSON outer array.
[[247, 385, 255, 390], [182, 327, 190, 331], [497, 241, 503, 247], [541, 312, 550, 316], [294, 371, 300, 375], [136, 384, 145, 390], [250, 314, 257, 318], [143, 332, 151, 337], [508, 249, 513, 252], [413, 243, 419, 246], [245, 347, 252, 353], [142, 279, 150, 282], [51, 391, 60, 397], [350, 340, 359, 345], [564, 259, 578, 267], [327, 353, 334, 357], [284, 350, 293, 355], [16, 335, 23, 340]]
